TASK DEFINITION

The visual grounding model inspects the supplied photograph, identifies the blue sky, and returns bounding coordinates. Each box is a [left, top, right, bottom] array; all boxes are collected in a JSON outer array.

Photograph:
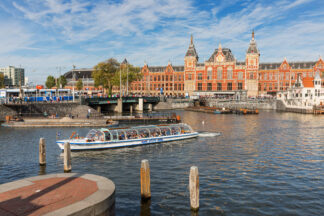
[[0, 0, 323, 84]]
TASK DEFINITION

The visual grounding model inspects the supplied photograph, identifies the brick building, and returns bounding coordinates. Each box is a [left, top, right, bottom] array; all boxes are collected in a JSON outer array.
[[130, 31, 324, 97]]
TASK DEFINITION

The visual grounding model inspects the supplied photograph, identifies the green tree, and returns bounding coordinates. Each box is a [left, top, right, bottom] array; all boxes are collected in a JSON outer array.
[[92, 58, 120, 96], [56, 75, 67, 88], [76, 79, 83, 90], [0, 73, 4, 88], [45, 75, 56, 89]]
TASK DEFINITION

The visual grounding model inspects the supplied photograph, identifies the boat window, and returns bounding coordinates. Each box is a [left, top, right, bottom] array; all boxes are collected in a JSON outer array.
[[138, 129, 150, 138], [103, 131, 111, 141], [110, 130, 118, 140], [170, 126, 180, 135], [86, 129, 104, 141], [118, 131, 126, 140], [149, 128, 161, 137], [160, 127, 171, 136], [125, 129, 138, 139], [180, 124, 191, 133]]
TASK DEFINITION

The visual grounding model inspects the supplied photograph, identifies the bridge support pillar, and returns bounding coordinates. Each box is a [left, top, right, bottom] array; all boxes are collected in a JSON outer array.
[[116, 98, 123, 113], [138, 98, 143, 112], [134, 98, 143, 112], [130, 105, 133, 113], [148, 103, 152, 112]]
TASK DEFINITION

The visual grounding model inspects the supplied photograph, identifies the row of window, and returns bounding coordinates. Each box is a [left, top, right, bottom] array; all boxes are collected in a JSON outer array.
[[197, 71, 244, 80], [259, 72, 316, 80], [197, 82, 243, 91], [258, 82, 293, 91], [132, 83, 184, 91], [150, 75, 183, 82]]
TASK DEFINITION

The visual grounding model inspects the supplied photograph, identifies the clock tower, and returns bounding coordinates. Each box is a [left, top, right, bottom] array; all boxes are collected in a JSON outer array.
[[245, 30, 260, 97], [184, 35, 198, 96]]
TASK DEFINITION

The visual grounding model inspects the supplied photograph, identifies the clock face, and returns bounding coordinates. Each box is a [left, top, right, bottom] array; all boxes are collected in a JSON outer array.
[[217, 55, 224, 62]]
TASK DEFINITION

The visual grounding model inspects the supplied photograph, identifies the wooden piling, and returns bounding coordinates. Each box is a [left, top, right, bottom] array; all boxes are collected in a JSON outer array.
[[189, 166, 199, 211], [39, 138, 46, 166], [64, 142, 71, 172], [140, 159, 151, 200]]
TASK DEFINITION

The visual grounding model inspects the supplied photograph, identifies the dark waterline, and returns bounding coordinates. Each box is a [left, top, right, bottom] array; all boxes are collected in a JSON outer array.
[[0, 110, 323, 215]]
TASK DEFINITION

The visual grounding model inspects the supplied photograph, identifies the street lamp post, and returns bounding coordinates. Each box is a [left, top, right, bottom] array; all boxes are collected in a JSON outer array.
[[119, 68, 122, 99], [72, 65, 76, 102], [126, 65, 128, 96]]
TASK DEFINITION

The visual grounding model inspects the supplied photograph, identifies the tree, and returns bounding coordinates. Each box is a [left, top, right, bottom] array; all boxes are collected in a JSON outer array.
[[0, 73, 4, 88], [56, 75, 67, 88], [45, 75, 56, 89], [76, 79, 83, 90], [111, 63, 142, 95], [92, 58, 120, 96]]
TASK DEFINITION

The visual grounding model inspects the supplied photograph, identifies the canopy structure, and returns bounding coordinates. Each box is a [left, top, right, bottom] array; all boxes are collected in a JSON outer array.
[[85, 124, 193, 142]]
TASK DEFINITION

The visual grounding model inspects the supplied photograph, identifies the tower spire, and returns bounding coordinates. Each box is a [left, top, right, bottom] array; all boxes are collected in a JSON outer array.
[[218, 43, 222, 51], [252, 29, 255, 40], [190, 34, 193, 45]]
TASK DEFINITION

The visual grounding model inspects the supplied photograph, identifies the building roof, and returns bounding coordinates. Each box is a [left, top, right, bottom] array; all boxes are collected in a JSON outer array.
[[259, 63, 281, 70], [185, 35, 199, 61], [147, 65, 184, 73], [121, 58, 128, 64], [63, 69, 93, 79], [259, 61, 316, 70], [147, 66, 166, 72], [247, 31, 259, 54], [290, 62, 316, 69], [236, 62, 245, 66], [302, 77, 314, 88], [207, 48, 235, 62]]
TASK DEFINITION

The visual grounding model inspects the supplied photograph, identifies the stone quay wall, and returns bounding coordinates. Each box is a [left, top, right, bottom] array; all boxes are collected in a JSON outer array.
[[154, 99, 193, 110], [0, 103, 99, 121], [205, 99, 277, 110]]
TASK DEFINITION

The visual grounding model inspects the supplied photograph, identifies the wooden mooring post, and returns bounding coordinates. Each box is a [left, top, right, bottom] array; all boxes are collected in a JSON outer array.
[[140, 159, 151, 201], [64, 142, 71, 172], [189, 166, 199, 211], [39, 138, 46, 166]]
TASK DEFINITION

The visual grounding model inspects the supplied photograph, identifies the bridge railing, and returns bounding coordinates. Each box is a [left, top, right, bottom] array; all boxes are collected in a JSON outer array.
[[83, 96, 160, 105]]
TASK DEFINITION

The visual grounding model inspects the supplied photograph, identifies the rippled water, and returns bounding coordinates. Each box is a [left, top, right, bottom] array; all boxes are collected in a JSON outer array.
[[0, 110, 323, 215]]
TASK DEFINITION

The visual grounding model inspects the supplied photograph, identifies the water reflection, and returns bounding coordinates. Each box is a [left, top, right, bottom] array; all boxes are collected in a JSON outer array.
[[140, 199, 151, 216], [0, 110, 323, 215]]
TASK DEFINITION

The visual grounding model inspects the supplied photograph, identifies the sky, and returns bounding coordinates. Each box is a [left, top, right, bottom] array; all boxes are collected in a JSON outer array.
[[0, 0, 323, 84]]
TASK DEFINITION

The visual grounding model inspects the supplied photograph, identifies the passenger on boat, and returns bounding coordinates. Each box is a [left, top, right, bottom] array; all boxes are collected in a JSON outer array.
[[119, 134, 124, 140]]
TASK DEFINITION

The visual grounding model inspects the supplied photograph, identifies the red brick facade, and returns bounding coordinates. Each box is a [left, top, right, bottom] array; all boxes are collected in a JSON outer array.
[[128, 32, 324, 97]]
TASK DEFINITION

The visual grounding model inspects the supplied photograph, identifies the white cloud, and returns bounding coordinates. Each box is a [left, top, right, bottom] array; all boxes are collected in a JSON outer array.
[[1, 0, 323, 84], [0, 21, 33, 54]]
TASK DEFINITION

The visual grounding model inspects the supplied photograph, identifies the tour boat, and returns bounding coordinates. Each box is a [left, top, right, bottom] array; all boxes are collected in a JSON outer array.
[[56, 123, 198, 151]]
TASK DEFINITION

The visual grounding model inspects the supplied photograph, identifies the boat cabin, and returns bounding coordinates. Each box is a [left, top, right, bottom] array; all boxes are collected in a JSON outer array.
[[85, 124, 193, 142]]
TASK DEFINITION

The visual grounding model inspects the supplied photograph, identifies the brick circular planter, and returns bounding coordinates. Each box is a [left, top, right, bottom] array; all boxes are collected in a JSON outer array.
[[0, 173, 115, 216]]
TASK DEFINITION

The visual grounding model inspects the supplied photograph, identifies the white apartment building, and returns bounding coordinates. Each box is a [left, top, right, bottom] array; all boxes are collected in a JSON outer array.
[[0, 66, 25, 87], [278, 71, 324, 108]]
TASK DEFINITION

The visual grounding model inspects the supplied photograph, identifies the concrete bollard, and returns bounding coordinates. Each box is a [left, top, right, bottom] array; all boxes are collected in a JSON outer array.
[[140, 159, 151, 200], [39, 138, 46, 166], [189, 166, 199, 211], [64, 142, 71, 172]]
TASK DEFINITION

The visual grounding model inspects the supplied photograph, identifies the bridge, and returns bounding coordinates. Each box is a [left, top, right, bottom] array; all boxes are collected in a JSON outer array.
[[81, 96, 160, 113]]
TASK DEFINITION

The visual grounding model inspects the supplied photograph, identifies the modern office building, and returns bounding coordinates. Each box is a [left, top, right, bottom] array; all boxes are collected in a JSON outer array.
[[0, 66, 25, 87]]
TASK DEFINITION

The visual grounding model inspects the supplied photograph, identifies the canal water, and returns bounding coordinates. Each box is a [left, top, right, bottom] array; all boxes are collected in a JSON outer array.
[[0, 110, 323, 215]]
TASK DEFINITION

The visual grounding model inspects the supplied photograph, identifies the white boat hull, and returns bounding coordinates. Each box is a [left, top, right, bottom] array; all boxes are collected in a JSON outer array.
[[56, 132, 199, 151]]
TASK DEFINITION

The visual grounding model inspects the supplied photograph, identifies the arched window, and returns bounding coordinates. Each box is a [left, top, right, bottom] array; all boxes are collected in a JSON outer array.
[[217, 67, 222, 80], [227, 67, 233, 79], [238, 72, 243, 80], [207, 67, 212, 80]]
